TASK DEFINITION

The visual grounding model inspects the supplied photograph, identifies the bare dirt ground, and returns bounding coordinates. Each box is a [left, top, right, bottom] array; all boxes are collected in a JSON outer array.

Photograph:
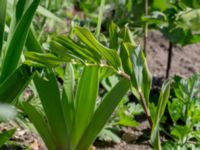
[[147, 30, 200, 78]]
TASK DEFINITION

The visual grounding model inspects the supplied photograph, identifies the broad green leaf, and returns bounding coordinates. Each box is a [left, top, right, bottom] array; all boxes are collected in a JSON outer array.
[[50, 40, 86, 63], [171, 125, 191, 142], [118, 113, 139, 127], [0, 0, 7, 53], [168, 98, 183, 123], [0, 0, 40, 82], [24, 51, 69, 67], [34, 70, 69, 149], [124, 43, 151, 106], [0, 129, 16, 146], [74, 26, 121, 69], [151, 79, 171, 150], [76, 78, 130, 150], [120, 43, 133, 75], [71, 66, 99, 149], [0, 65, 34, 103], [53, 36, 100, 62], [22, 102, 56, 150], [130, 46, 144, 91]]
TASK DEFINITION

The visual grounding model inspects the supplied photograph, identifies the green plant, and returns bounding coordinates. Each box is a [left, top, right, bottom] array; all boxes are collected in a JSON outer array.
[[37, 25, 172, 149], [147, 1, 200, 78], [22, 65, 130, 150], [0, 0, 40, 102], [163, 74, 200, 148]]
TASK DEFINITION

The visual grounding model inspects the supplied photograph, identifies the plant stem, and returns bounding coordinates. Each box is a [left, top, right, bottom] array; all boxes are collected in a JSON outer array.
[[143, 0, 148, 56], [96, 0, 105, 38], [166, 41, 173, 78], [139, 91, 152, 128]]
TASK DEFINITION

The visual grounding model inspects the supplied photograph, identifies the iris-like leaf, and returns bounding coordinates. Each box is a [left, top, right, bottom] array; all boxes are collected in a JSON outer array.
[[22, 102, 56, 150], [61, 64, 75, 137], [34, 70, 69, 149], [0, 0, 40, 82], [151, 79, 171, 150], [76, 78, 130, 150], [71, 66, 99, 149], [0, 65, 34, 103]]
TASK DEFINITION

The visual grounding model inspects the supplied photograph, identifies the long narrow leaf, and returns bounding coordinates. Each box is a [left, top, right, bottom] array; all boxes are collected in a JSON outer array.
[[0, 65, 35, 103], [0, 0, 40, 82], [34, 70, 69, 149], [24, 51, 69, 67], [150, 79, 171, 149], [26, 28, 44, 53], [61, 64, 75, 137], [22, 102, 56, 150], [76, 78, 130, 149], [71, 66, 99, 149]]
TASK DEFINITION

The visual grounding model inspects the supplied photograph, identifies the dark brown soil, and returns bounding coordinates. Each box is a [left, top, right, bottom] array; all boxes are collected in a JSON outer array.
[[0, 122, 46, 150], [147, 30, 200, 78]]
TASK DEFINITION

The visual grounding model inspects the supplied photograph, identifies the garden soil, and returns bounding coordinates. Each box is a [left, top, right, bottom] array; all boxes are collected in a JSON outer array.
[[147, 30, 200, 78], [0, 30, 200, 150]]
